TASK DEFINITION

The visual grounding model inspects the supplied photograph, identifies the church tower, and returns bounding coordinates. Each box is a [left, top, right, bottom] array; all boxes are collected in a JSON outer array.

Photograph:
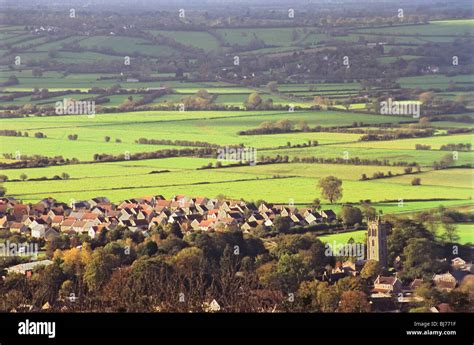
[[367, 218, 390, 267]]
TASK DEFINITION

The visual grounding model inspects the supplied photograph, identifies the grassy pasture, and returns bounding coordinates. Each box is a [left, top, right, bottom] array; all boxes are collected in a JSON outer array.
[[31, 36, 86, 51], [386, 168, 473, 189], [0, 114, 364, 151], [222, 163, 407, 180], [355, 20, 474, 36], [398, 74, 474, 90], [340, 133, 474, 150], [277, 83, 362, 92], [455, 224, 474, 244], [2, 33, 37, 45], [8, 173, 471, 206], [0, 110, 424, 164], [373, 199, 474, 215], [319, 222, 473, 246], [241, 46, 301, 56], [148, 30, 220, 51], [215, 28, 305, 47], [266, 144, 474, 167], [1, 20, 472, 217], [77, 35, 179, 57], [1, 157, 221, 181], [0, 136, 181, 161], [1, 71, 245, 92], [173, 87, 255, 94], [0, 93, 100, 106], [318, 231, 366, 245], [9, 36, 51, 49], [377, 55, 421, 64], [0, 70, 118, 91]]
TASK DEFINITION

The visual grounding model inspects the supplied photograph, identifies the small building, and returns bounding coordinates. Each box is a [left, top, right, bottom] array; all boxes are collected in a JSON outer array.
[[373, 275, 402, 295], [31, 224, 46, 238], [203, 299, 221, 312], [433, 272, 457, 292], [321, 210, 336, 222], [451, 257, 466, 267]]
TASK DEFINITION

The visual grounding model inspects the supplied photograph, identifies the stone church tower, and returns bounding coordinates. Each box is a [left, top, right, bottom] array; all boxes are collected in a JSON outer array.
[[367, 218, 390, 267]]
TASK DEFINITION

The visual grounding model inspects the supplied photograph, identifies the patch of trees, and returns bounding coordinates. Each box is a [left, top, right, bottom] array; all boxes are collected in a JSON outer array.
[[29, 89, 74, 102], [197, 159, 285, 171], [417, 92, 468, 116], [67, 134, 78, 140], [0, 228, 283, 312], [360, 166, 421, 181], [136, 138, 221, 148], [118, 90, 171, 110], [239, 119, 294, 135], [415, 144, 431, 150], [433, 154, 455, 170], [149, 170, 170, 174], [384, 217, 457, 283], [228, 155, 418, 168], [339, 205, 363, 226], [10, 173, 71, 182], [290, 155, 418, 167], [276, 140, 319, 149], [0, 130, 29, 137], [178, 89, 216, 110], [360, 129, 435, 141], [0, 75, 19, 87], [446, 128, 474, 135], [0, 154, 79, 169], [318, 176, 343, 204], [244, 93, 274, 110], [93, 147, 215, 162], [34, 132, 46, 138], [439, 143, 472, 152]]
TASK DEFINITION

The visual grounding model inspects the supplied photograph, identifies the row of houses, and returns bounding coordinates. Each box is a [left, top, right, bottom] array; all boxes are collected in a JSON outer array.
[[322, 257, 473, 312], [0, 195, 337, 240]]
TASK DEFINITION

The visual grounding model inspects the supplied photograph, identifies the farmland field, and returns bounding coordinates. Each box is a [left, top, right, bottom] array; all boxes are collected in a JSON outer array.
[[0, 15, 472, 222]]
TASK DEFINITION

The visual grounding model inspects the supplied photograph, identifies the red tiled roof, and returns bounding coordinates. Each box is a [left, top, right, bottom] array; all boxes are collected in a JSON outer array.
[[200, 219, 217, 227]]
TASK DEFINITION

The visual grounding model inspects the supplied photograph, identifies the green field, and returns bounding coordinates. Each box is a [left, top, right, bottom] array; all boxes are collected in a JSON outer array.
[[265, 144, 474, 167], [1, 18, 472, 223], [78, 35, 179, 57], [3, 159, 472, 207], [320, 222, 473, 246], [0, 110, 406, 156], [216, 28, 306, 47], [148, 30, 221, 52], [456, 224, 474, 244], [355, 20, 474, 37], [398, 75, 474, 90], [319, 231, 366, 245]]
